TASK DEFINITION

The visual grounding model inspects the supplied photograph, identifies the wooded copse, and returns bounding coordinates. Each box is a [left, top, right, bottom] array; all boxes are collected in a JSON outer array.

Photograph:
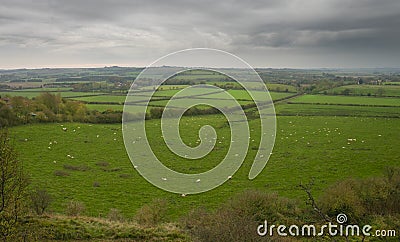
[[0, 93, 122, 127]]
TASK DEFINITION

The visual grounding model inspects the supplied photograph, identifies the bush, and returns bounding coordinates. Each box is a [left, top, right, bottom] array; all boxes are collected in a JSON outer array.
[[30, 188, 52, 215], [135, 198, 168, 227], [183, 190, 300, 242], [65, 200, 85, 216], [318, 168, 400, 223], [107, 208, 124, 222], [319, 179, 365, 223]]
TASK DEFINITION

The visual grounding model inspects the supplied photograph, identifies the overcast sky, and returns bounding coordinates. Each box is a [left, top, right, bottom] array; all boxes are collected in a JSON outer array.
[[1, 0, 399, 69]]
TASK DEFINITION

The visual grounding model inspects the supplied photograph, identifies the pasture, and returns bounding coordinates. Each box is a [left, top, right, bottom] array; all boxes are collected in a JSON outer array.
[[290, 94, 400, 106], [3, 73, 400, 225], [275, 103, 400, 118], [326, 84, 400, 97], [11, 115, 400, 219]]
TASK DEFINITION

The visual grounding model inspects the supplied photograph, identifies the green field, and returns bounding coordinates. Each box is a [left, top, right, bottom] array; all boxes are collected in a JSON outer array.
[[290, 94, 400, 106], [70, 95, 128, 103], [2, 69, 400, 240], [11, 115, 400, 219], [275, 103, 400, 117], [326, 84, 400, 97], [86, 104, 124, 111]]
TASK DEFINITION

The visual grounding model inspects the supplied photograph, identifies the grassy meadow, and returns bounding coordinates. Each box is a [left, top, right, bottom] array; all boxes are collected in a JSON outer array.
[[326, 84, 400, 97], [11, 115, 400, 220]]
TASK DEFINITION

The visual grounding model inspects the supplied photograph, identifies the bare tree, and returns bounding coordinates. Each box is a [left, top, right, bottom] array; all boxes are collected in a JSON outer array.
[[30, 188, 52, 215]]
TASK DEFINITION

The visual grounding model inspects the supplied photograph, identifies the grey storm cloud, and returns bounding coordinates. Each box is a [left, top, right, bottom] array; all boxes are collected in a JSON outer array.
[[0, 0, 399, 68]]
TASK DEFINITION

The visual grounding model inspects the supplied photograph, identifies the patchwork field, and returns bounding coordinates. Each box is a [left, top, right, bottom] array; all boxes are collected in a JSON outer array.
[[2, 75, 400, 230]]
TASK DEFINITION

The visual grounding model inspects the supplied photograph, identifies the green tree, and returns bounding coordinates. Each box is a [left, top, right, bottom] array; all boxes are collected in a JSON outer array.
[[0, 129, 29, 241]]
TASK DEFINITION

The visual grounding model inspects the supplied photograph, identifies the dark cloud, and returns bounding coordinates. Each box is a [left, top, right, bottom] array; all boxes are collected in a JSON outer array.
[[0, 0, 399, 68]]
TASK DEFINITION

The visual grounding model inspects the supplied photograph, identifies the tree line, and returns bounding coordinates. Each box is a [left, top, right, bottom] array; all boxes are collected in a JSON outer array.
[[0, 93, 121, 127]]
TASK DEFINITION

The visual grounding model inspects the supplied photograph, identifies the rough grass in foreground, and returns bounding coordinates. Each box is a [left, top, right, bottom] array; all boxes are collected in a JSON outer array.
[[21, 215, 189, 241]]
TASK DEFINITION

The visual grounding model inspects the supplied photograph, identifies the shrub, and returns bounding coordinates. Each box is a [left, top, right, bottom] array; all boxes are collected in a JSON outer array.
[[183, 190, 300, 242], [135, 198, 168, 227], [65, 200, 85, 216], [107, 208, 125, 222], [30, 188, 52, 215], [319, 179, 365, 223], [318, 169, 400, 223]]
